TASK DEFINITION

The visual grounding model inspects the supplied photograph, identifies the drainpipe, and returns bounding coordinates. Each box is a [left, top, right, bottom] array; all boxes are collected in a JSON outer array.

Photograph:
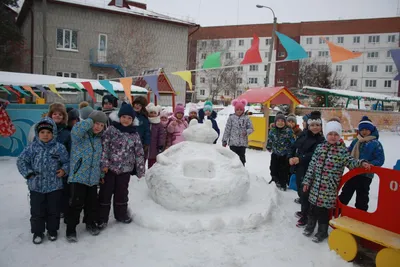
[[30, 8, 34, 73], [42, 0, 47, 75], [187, 25, 200, 103]]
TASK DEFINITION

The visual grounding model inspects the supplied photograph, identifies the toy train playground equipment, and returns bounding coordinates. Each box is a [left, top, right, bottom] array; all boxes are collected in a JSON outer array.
[[328, 164, 400, 267]]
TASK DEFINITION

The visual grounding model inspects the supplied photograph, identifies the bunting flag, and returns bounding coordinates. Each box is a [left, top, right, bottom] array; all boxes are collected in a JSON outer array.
[[66, 82, 83, 92], [36, 85, 48, 95], [390, 49, 400, 80], [81, 82, 96, 102], [143, 75, 160, 98], [22, 85, 41, 98], [12, 86, 30, 96], [275, 31, 308, 61], [241, 34, 262, 64], [0, 86, 11, 95], [48, 84, 65, 100], [98, 80, 118, 97], [172, 71, 192, 90], [4, 86, 20, 96], [202, 52, 221, 69], [322, 37, 362, 63], [119, 77, 133, 103]]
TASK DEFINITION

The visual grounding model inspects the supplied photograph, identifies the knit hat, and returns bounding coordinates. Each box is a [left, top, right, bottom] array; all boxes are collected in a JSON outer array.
[[89, 110, 108, 124], [203, 101, 213, 112], [80, 106, 94, 120], [358, 116, 375, 132], [118, 103, 136, 119], [79, 101, 90, 109], [102, 95, 117, 108], [48, 102, 68, 125], [160, 110, 169, 119], [68, 108, 80, 122], [231, 99, 247, 111], [146, 103, 162, 114], [37, 121, 54, 133], [287, 113, 297, 123], [174, 103, 185, 115], [303, 113, 310, 122], [325, 121, 342, 138], [189, 106, 198, 114], [133, 96, 148, 107], [274, 112, 286, 123], [307, 111, 322, 125]]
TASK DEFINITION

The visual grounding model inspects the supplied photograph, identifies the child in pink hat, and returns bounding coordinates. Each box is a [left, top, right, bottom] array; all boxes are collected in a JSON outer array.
[[166, 103, 188, 146]]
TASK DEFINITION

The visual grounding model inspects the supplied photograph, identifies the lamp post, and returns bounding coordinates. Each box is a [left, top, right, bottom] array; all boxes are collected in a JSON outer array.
[[256, 4, 277, 87]]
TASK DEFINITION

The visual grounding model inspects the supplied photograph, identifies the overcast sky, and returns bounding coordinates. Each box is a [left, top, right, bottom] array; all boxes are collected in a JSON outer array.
[[142, 0, 399, 26]]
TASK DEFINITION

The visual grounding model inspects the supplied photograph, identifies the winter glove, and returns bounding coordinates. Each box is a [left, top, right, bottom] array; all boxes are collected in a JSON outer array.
[[222, 141, 227, 147], [80, 106, 94, 120]]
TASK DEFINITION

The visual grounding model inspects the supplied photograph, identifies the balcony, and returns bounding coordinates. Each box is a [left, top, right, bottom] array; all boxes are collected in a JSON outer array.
[[89, 48, 124, 77]]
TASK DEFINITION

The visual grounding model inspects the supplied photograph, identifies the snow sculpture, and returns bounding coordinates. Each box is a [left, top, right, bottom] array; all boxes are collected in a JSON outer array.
[[145, 119, 250, 211]]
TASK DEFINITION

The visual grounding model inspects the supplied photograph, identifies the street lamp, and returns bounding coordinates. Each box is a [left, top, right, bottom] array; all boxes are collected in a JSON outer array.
[[256, 4, 277, 87]]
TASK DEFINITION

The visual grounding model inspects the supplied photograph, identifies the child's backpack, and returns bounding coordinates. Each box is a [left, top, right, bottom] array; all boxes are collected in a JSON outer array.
[[288, 174, 297, 191]]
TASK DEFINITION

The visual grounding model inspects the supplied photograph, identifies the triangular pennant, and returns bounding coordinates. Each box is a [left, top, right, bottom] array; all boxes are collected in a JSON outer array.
[[389, 49, 400, 81], [66, 82, 83, 92], [275, 31, 308, 61], [98, 80, 118, 98], [12, 86, 30, 96], [241, 34, 262, 64], [322, 37, 362, 63], [22, 85, 41, 98], [36, 85, 48, 95], [81, 82, 96, 102], [119, 77, 133, 104], [202, 52, 221, 69], [4, 86, 20, 96], [143, 75, 160, 98], [48, 84, 65, 100], [0, 86, 11, 95], [172, 71, 193, 90]]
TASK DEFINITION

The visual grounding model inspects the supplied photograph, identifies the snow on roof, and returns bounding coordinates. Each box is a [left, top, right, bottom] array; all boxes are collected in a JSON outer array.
[[0, 71, 147, 95], [52, 0, 196, 26], [303, 86, 400, 103]]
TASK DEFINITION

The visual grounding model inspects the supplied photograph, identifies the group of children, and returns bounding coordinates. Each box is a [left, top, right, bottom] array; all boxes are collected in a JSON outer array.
[[267, 110, 385, 243]]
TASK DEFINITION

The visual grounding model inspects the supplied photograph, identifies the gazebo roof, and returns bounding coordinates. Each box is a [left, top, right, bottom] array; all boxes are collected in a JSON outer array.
[[237, 86, 301, 105]]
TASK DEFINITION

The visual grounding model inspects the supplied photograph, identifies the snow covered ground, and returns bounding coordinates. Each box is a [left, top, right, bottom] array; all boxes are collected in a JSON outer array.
[[0, 107, 398, 267]]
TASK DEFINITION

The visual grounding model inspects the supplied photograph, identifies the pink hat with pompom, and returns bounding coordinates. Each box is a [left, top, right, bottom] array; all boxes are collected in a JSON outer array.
[[160, 110, 169, 119], [174, 103, 185, 115], [231, 99, 247, 111]]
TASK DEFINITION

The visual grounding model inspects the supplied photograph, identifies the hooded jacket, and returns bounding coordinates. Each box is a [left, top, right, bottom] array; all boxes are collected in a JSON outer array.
[[266, 126, 295, 156], [148, 116, 167, 159], [17, 117, 70, 193], [134, 113, 151, 146], [198, 109, 220, 144], [222, 113, 254, 147]]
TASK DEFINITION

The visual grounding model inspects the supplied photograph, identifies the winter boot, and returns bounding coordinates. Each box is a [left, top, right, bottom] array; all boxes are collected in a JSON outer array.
[[66, 226, 77, 243], [117, 217, 132, 224], [296, 216, 308, 228], [294, 198, 301, 204], [96, 221, 108, 230], [86, 223, 100, 236], [303, 217, 317, 237], [312, 224, 329, 243], [295, 211, 303, 219], [47, 231, 58, 241], [32, 233, 44, 245]]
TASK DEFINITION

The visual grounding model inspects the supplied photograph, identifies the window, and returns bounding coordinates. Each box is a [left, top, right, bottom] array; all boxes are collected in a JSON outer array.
[[237, 78, 242, 84], [366, 65, 377, 72], [319, 37, 329, 44], [237, 66, 243, 71], [278, 52, 285, 57], [225, 52, 231, 59], [201, 53, 206, 59], [353, 36, 360, 44], [248, 78, 258, 84], [367, 52, 379, 58], [277, 78, 284, 84], [226, 40, 232, 47], [384, 80, 392, 88], [306, 37, 312, 44], [365, 80, 377, 87], [200, 77, 205, 83], [97, 74, 107, 80], [264, 65, 268, 71], [318, 51, 329, 57], [334, 80, 342, 87], [249, 65, 258, 71], [387, 51, 392, 58], [265, 39, 271, 45], [368, 35, 380, 43], [211, 40, 220, 47], [224, 90, 230, 96], [115, 0, 123, 7], [212, 77, 216, 84], [350, 79, 357, 87], [388, 35, 396, 43], [336, 65, 342, 72], [200, 89, 205, 96], [306, 51, 312, 57], [239, 39, 244, 46], [278, 66, 284, 71], [238, 52, 244, 59], [386, 65, 393, 73], [57, 28, 78, 50], [264, 52, 269, 58], [337, 37, 344, 44], [351, 65, 358, 72], [56, 72, 78, 78], [201, 41, 207, 48]]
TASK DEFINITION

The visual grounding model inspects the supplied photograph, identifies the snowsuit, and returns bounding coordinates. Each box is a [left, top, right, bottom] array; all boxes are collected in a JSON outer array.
[[99, 122, 145, 223], [198, 109, 220, 144], [134, 113, 151, 147], [289, 130, 325, 216], [166, 116, 188, 146], [17, 117, 70, 235], [266, 126, 295, 189], [67, 118, 103, 231], [147, 117, 166, 168], [339, 129, 385, 211], [222, 113, 254, 166]]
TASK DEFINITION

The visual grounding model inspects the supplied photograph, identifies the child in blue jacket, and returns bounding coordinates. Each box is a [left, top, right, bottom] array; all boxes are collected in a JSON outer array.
[[17, 117, 70, 244], [198, 101, 220, 144], [339, 116, 385, 211]]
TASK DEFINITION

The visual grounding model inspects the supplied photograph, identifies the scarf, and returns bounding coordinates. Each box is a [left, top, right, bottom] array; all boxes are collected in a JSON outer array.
[[112, 121, 136, 133], [350, 134, 376, 159], [149, 116, 160, 124]]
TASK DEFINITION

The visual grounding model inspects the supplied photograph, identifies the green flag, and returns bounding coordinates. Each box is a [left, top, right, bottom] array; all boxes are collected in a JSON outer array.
[[0, 86, 11, 95], [66, 82, 83, 92], [202, 52, 221, 69]]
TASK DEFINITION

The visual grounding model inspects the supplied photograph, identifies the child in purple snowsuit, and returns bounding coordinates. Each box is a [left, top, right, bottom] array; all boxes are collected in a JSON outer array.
[[146, 103, 166, 168]]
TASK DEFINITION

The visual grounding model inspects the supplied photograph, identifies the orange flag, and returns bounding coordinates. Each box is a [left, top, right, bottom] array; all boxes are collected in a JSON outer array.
[[81, 82, 96, 102], [120, 77, 133, 104], [22, 86, 41, 98], [321, 37, 362, 63]]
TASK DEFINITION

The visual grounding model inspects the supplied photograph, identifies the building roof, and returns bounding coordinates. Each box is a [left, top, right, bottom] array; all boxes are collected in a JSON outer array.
[[237, 87, 301, 105], [0, 71, 147, 94], [17, 0, 197, 27], [302, 86, 400, 103]]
